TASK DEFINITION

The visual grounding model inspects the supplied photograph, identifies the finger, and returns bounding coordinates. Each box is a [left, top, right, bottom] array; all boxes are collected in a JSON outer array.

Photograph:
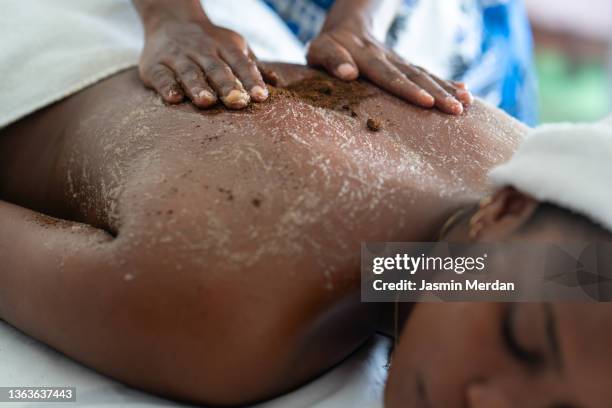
[[397, 63, 463, 115], [169, 58, 217, 108], [451, 80, 468, 90], [249, 49, 280, 87], [141, 63, 184, 104], [221, 47, 268, 102], [357, 57, 434, 108], [429, 74, 473, 105], [307, 36, 359, 81], [191, 53, 250, 109], [391, 55, 473, 106]]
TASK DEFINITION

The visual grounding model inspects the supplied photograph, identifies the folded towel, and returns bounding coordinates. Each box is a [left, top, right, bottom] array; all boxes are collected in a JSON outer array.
[[0, 0, 305, 129], [0, 0, 142, 129], [489, 116, 612, 232]]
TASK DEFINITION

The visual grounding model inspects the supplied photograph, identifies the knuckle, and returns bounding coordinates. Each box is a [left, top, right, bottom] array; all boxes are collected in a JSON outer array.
[[406, 71, 421, 81], [204, 62, 229, 78], [150, 68, 171, 84], [192, 48, 217, 60], [229, 55, 255, 73], [239, 64, 261, 81], [309, 36, 332, 54], [175, 63, 193, 77], [368, 48, 386, 62], [364, 40, 380, 52], [242, 57, 258, 71], [178, 67, 201, 83], [225, 30, 246, 46], [370, 58, 389, 72]]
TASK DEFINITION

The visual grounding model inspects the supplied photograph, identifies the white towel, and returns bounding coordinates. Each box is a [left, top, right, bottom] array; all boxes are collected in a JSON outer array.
[[489, 116, 612, 232], [0, 0, 306, 129], [0, 320, 388, 408]]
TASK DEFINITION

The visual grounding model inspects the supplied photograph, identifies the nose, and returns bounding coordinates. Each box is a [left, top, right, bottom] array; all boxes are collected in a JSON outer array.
[[467, 384, 513, 408]]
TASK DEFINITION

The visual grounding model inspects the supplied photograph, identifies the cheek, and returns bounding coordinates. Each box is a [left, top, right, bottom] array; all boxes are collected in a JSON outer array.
[[385, 303, 508, 407]]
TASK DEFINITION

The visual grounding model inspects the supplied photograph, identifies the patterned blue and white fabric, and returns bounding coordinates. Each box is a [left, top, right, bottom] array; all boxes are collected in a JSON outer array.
[[262, 0, 538, 125]]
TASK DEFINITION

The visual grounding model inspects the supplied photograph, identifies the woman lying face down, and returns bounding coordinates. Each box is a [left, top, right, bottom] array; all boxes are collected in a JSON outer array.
[[388, 189, 612, 408], [0, 63, 610, 407]]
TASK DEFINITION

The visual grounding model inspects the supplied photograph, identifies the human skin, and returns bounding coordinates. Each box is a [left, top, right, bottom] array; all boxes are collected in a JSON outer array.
[[386, 188, 612, 408], [133, 0, 471, 112], [307, 0, 472, 114], [387, 303, 612, 408], [0, 63, 523, 405]]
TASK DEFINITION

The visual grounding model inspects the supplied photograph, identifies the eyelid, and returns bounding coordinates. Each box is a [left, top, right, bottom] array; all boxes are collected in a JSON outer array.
[[502, 304, 545, 369]]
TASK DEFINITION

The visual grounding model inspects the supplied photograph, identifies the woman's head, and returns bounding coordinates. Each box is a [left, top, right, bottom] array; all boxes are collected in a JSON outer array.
[[385, 187, 612, 407], [385, 302, 612, 408]]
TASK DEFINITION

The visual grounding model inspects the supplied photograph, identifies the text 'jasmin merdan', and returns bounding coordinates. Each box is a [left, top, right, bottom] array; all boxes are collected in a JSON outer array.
[[372, 254, 488, 275]]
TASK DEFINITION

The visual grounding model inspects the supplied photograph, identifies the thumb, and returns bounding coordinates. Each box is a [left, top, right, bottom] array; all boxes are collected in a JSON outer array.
[[307, 35, 358, 81]]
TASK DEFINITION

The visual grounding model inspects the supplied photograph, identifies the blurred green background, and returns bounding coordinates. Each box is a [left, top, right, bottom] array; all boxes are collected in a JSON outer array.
[[535, 48, 610, 123], [526, 1, 611, 124]]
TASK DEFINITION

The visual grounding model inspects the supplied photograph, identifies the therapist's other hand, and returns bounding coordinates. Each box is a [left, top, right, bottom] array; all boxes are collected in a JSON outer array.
[[139, 19, 273, 109], [307, 26, 473, 115]]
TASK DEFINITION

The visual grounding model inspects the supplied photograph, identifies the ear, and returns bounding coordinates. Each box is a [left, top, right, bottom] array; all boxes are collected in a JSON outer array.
[[470, 187, 539, 241]]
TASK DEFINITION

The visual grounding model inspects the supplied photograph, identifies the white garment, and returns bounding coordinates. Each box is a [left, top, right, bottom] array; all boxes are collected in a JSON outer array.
[[0, 321, 388, 408], [392, 0, 482, 80], [0, 0, 305, 129], [489, 117, 612, 232]]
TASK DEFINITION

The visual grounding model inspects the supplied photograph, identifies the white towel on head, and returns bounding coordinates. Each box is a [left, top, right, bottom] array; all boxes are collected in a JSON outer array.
[[489, 117, 612, 232]]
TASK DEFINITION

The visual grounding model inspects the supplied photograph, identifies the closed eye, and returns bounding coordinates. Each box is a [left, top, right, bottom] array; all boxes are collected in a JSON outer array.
[[501, 304, 544, 369]]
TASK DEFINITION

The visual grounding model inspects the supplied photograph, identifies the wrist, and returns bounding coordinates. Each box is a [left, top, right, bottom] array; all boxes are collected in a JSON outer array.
[[321, 14, 372, 35], [133, 0, 210, 31]]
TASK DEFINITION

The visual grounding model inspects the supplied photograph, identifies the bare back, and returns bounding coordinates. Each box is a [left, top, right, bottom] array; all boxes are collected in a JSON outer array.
[[0, 64, 526, 405]]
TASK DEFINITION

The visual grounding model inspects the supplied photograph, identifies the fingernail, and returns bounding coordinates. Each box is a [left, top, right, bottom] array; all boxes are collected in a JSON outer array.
[[336, 63, 357, 79], [446, 96, 463, 114], [420, 90, 434, 105], [250, 85, 268, 101], [197, 90, 216, 104], [459, 90, 474, 104], [167, 89, 181, 100], [222, 89, 250, 109]]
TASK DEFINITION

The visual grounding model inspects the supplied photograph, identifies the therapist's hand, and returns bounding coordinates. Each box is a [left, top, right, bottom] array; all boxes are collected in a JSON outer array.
[[134, 0, 276, 109], [307, 24, 473, 115]]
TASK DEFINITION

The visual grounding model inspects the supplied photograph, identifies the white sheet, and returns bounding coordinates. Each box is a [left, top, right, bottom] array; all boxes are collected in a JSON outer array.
[[0, 0, 306, 129], [0, 321, 389, 407]]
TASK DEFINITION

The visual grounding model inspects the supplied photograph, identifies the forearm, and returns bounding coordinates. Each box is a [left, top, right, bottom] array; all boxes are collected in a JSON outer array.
[[323, 0, 402, 39], [132, 0, 210, 31], [0, 200, 115, 328], [0, 199, 287, 405], [0, 202, 218, 403]]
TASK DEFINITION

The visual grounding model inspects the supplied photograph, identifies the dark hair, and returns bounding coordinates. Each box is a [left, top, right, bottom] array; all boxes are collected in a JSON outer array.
[[520, 202, 612, 241]]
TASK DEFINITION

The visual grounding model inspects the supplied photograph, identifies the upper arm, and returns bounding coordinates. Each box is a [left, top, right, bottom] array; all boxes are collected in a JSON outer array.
[[0, 199, 306, 406]]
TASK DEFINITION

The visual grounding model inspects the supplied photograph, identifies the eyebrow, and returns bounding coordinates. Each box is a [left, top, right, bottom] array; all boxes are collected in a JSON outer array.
[[543, 303, 563, 372]]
